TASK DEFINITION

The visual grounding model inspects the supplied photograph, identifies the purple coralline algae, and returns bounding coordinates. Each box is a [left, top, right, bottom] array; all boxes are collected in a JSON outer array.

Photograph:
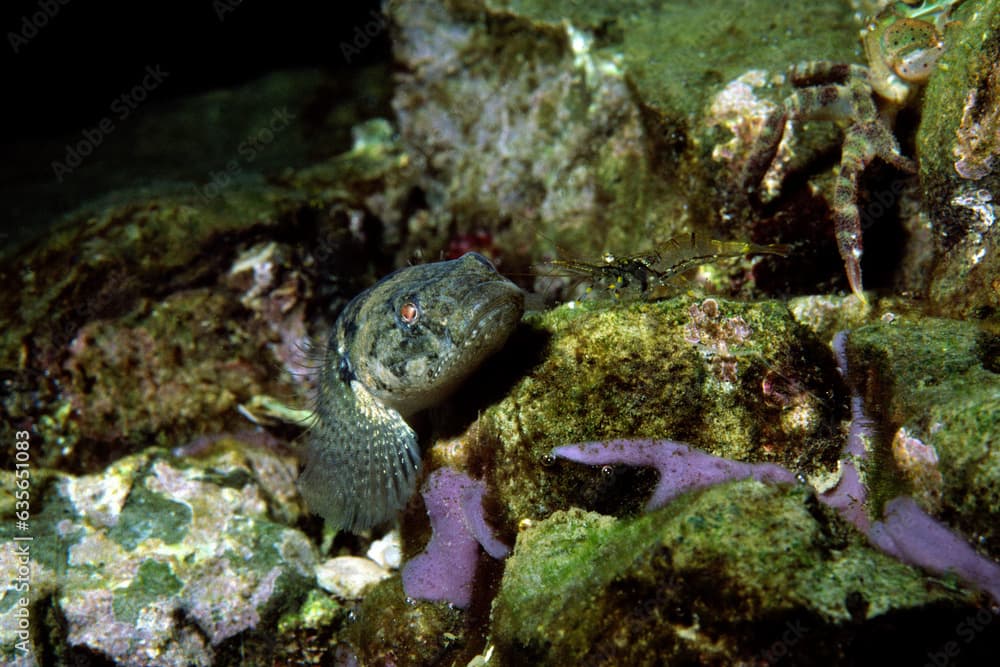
[[832, 329, 1000, 604], [555, 437, 1000, 605], [817, 460, 869, 533], [831, 330, 871, 460], [869, 497, 1000, 606], [553, 328, 1000, 606], [552, 439, 797, 512], [401, 468, 510, 608]]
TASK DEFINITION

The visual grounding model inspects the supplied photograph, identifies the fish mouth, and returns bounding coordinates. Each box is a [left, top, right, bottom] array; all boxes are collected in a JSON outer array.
[[460, 276, 525, 345]]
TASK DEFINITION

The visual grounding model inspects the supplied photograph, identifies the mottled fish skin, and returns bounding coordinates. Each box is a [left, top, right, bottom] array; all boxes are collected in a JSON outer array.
[[298, 252, 524, 532]]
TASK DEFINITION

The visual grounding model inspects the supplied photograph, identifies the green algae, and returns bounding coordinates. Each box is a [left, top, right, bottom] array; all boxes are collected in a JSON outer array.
[[917, 0, 1000, 319], [278, 589, 343, 633], [112, 559, 183, 625], [917, 0, 1000, 187], [349, 577, 471, 666], [492, 0, 856, 118], [492, 482, 985, 666], [846, 318, 1000, 555], [108, 482, 192, 551], [623, 0, 855, 119], [474, 296, 845, 529], [847, 318, 987, 418], [3, 480, 82, 576]]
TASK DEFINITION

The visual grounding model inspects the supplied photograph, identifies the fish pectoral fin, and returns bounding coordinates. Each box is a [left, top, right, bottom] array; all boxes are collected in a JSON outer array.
[[298, 377, 420, 532]]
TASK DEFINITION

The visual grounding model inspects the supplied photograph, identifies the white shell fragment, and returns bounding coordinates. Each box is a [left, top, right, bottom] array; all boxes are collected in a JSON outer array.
[[315, 556, 390, 599], [366, 530, 403, 570]]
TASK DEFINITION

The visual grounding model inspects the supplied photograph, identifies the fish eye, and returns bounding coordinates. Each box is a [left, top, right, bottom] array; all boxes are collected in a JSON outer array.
[[399, 301, 420, 325]]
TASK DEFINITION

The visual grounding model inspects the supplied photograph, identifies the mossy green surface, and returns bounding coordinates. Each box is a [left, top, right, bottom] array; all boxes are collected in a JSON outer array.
[[928, 394, 1000, 550], [108, 481, 193, 550], [112, 559, 183, 624], [847, 318, 986, 419], [475, 296, 845, 528], [492, 482, 986, 666], [491, 0, 856, 118], [917, 0, 1000, 319], [917, 0, 1000, 187], [846, 319, 1000, 555], [278, 589, 343, 633], [349, 578, 472, 667]]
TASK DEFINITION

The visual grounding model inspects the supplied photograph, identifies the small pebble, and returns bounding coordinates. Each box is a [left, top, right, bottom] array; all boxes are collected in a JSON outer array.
[[367, 530, 402, 570], [315, 556, 390, 599]]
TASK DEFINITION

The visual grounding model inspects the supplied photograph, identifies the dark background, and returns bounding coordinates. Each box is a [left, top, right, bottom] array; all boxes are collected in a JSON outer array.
[[3, 0, 388, 137], [0, 0, 391, 247]]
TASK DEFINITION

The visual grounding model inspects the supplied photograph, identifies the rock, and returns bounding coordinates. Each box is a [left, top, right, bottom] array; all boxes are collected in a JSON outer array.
[[454, 296, 846, 530], [388, 0, 655, 270], [844, 318, 1000, 557], [347, 578, 471, 667], [917, 0, 1000, 318], [492, 489, 997, 666], [0, 437, 317, 665], [0, 113, 410, 470], [366, 530, 402, 570], [386, 0, 857, 292], [316, 556, 390, 599]]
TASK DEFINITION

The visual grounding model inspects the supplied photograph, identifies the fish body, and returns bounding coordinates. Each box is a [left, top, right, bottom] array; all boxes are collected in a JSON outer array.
[[298, 252, 524, 531]]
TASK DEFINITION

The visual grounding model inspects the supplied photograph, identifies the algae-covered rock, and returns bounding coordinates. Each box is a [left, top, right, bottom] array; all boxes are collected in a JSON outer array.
[[388, 0, 661, 268], [59, 289, 287, 451], [492, 485, 998, 666], [347, 577, 473, 666], [456, 296, 846, 530], [387, 0, 858, 292], [274, 588, 347, 664], [0, 437, 318, 665], [844, 318, 1000, 557], [0, 119, 411, 471], [917, 0, 1000, 319]]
